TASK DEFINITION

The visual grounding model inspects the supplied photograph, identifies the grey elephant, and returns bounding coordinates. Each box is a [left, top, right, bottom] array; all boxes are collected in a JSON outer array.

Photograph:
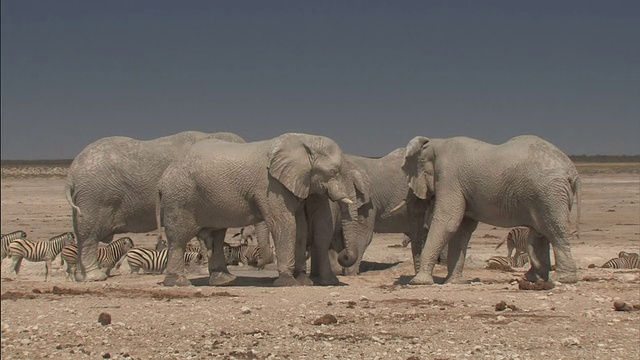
[[65, 131, 245, 282], [305, 149, 411, 278], [158, 133, 356, 287], [397, 135, 581, 285], [305, 148, 450, 281]]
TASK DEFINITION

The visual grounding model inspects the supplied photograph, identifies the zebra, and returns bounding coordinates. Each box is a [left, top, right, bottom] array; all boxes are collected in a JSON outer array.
[[60, 237, 135, 281], [495, 227, 529, 258], [618, 251, 639, 258], [1, 230, 28, 263], [486, 253, 531, 270], [232, 226, 255, 244], [9, 232, 76, 281], [223, 242, 274, 268], [125, 248, 202, 274], [601, 256, 640, 269]]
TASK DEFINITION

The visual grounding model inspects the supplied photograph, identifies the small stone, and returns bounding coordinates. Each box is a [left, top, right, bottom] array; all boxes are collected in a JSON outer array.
[[561, 337, 580, 346], [102, 352, 111, 359], [98, 312, 111, 326], [613, 301, 633, 311], [241, 306, 252, 314], [313, 314, 337, 325], [330, 292, 340, 297], [359, 295, 369, 301], [495, 301, 507, 311]]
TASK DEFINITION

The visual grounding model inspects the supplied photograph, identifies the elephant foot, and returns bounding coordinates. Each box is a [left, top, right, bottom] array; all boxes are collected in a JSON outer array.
[[273, 275, 301, 287], [75, 268, 107, 282], [523, 268, 543, 283], [314, 274, 341, 286], [551, 272, 578, 284], [209, 272, 236, 286], [162, 274, 191, 287], [409, 272, 435, 285], [295, 273, 314, 286]]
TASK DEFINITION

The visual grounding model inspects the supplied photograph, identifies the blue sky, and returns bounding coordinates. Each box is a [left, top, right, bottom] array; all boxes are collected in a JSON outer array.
[[2, 1, 639, 159]]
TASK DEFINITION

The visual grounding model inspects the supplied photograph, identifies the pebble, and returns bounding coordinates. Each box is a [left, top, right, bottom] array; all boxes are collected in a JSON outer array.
[[330, 292, 340, 297], [241, 306, 252, 314]]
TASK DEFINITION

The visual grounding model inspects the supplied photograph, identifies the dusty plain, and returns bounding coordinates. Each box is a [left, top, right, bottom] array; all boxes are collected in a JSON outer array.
[[1, 162, 639, 360]]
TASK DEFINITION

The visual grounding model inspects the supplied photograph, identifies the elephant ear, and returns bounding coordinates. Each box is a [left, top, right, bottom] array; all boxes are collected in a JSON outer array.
[[402, 136, 435, 200], [267, 135, 312, 199], [348, 168, 371, 208]]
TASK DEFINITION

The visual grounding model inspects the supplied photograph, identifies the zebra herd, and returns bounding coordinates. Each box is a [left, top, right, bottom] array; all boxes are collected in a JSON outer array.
[[1, 228, 274, 281], [488, 227, 639, 271], [1, 227, 636, 281]]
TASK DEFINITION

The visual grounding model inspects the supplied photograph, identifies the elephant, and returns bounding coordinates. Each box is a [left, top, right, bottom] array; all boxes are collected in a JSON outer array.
[[157, 133, 357, 287], [305, 149, 447, 281], [65, 131, 245, 282], [398, 135, 581, 285]]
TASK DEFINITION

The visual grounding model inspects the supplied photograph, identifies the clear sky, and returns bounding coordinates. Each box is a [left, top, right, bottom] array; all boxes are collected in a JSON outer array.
[[2, 1, 639, 159]]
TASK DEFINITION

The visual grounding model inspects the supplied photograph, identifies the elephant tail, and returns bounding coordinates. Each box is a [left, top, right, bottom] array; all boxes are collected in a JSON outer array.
[[571, 176, 581, 239], [65, 184, 83, 216]]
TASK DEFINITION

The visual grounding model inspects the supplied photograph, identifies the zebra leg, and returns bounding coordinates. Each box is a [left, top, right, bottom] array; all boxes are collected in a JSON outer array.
[[444, 218, 477, 284], [203, 229, 236, 286], [11, 256, 23, 280], [45, 259, 52, 282]]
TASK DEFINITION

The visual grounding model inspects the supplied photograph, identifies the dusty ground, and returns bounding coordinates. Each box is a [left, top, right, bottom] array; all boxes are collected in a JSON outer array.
[[1, 164, 639, 360]]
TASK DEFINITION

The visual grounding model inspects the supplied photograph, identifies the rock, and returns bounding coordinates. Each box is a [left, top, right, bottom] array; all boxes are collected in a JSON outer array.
[[241, 306, 252, 314], [495, 301, 507, 311], [561, 337, 581, 346], [330, 292, 340, 297], [102, 352, 111, 359], [359, 295, 370, 301], [507, 304, 518, 311], [98, 312, 111, 326], [313, 314, 337, 326], [613, 301, 633, 311]]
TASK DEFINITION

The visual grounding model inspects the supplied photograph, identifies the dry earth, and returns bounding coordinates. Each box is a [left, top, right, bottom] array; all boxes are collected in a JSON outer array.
[[1, 164, 639, 360]]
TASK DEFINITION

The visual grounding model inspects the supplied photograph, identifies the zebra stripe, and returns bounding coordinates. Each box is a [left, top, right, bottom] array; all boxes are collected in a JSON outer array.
[[61, 237, 135, 280], [602, 256, 640, 269], [486, 253, 530, 269], [9, 232, 76, 281], [495, 227, 529, 258], [223, 242, 273, 268], [618, 251, 639, 258], [125, 248, 202, 274], [1, 230, 28, 262]]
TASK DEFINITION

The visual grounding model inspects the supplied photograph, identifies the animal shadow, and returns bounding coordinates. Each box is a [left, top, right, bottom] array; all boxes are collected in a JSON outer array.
[[393, 275, 447, 285], [188, 275, 277, 287]]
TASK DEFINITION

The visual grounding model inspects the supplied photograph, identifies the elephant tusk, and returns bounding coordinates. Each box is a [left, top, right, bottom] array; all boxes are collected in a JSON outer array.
[[339, 198, 354, 205], [389, 199, 407, 213]]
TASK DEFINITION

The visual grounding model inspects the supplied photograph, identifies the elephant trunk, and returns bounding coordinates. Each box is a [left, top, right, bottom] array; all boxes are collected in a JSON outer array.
[[336, 190, 362, 269], [326, 179, 352, 204]]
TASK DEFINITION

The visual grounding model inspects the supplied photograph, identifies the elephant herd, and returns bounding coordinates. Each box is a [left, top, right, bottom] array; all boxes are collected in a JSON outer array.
[[65, 131, 581, 287]]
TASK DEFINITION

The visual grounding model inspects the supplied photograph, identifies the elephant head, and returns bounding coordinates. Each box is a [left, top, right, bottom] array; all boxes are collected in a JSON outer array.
[[267, 133, 354, 204], [335, 165, 372, 268], [402, 136, 435, 200]]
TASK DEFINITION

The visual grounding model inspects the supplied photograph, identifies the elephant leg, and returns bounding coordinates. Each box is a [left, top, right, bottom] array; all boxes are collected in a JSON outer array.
[[523, 229, 550, 282], [74, 222, 112, 282], [162, 222, 198, 287], [309, 229, 340, 286], [204, 229, 236, 286], [254, 222, 272, 269], [265, 214, 300, 287], [410, 200, 464, 286], [294, 209, 314, 286], [406, 193, 429, 274], [444, 218, 477, 284], [544, 224, 578, 283]]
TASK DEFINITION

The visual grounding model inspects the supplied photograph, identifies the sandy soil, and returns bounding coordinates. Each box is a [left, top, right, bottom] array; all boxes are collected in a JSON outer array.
[[1, 166, 639, 360]]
